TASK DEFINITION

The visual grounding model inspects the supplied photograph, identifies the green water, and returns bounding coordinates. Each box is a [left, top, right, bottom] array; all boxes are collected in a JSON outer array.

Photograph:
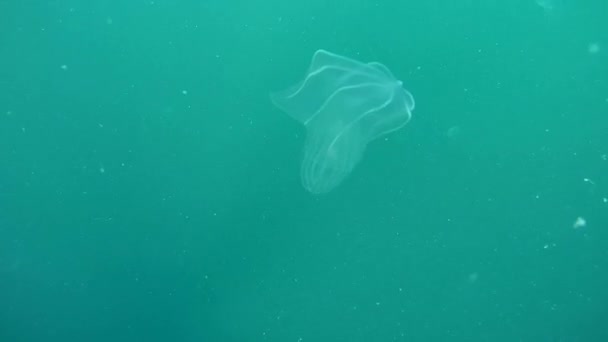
[[1, 0, 607, 341]]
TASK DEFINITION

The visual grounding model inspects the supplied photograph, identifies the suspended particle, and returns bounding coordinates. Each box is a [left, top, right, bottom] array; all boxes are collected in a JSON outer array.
[[572, 217, 586, 229]]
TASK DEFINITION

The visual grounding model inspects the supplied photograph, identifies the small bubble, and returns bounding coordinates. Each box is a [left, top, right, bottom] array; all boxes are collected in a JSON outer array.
[[60, 65, 68, 70], [181, 90, 188, 95], [468, 272, 479, 283], [588, 42, 600, 54]]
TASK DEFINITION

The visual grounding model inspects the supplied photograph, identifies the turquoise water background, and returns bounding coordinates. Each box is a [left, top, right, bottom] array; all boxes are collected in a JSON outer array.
[[1, 0, 607, 341]]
